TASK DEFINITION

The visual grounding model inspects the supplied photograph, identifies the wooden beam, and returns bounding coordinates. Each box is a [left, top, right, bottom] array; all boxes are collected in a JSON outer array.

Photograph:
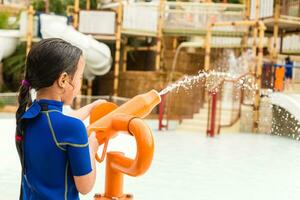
[[86, 0, 91, 10], [73, 0, 80, 29], [113, 0, 123, 96], [272, 0, 281, 61], [204, 24, 212, 71], [253, 21, 265, 133], [26, 5, 34, 55], [155, 0, 165, 71]]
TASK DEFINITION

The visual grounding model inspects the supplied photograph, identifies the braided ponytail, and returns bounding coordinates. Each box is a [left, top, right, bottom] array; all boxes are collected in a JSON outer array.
[[15, 73, 32, 200], [15, 75, 32, 162]]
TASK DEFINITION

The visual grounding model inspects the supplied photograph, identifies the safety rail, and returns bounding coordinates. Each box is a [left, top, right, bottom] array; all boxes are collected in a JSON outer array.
[[158, 72, 256, 134], [207, 72, 256, 136]]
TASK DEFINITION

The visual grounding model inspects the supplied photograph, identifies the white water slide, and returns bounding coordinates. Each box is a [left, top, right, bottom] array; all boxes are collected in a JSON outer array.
[[0, 30, 20, 62], [39, 14, 112, 80], [270, 92, 300, 121], [0, 13, 112, 80]]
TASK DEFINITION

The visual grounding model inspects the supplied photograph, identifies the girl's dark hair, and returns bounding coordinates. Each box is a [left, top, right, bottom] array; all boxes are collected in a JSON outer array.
[[15, 38, 82, 199]]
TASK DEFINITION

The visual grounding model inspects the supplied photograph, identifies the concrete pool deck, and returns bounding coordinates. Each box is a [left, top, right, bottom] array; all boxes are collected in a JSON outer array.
[[1, 118, 300, 200]]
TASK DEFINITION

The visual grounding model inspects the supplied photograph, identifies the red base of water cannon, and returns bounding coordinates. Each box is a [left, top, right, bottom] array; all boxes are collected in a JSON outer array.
[[94, 193, 133, 200]]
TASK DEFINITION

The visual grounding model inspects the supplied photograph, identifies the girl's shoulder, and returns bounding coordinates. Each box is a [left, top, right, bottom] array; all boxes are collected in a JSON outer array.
[[47, 111, 88, 145]]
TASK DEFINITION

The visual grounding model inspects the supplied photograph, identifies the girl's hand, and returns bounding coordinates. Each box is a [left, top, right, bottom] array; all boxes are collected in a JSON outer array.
[[88, 132, 99, 153], [66, 99, 107, 121]]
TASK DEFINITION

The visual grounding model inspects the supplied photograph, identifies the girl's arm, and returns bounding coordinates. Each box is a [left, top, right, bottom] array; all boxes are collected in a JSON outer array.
[[73, 132, 99, 194], [67, 99, 106, 121]]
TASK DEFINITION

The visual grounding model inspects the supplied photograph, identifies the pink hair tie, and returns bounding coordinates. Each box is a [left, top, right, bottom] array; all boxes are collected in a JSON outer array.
[[16, 135, 23, 141], [21, 79, 31, 88]]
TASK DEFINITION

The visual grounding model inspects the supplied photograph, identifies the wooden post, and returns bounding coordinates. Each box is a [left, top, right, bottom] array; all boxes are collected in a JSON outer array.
[[87, 79, 93, 104], [172, 37, 178, 52], [252, 0, 261, 133], [26, 5, 34, 55], [272, 0, 280, 61], [244, 0, 250, 20], [242, 0, 250, 50], [122, 38, 128, 72], [122, 46, 127, 72], [204, 24, 212, 71], [155, 0, 165, 71], [73, 0, 80, 29], [113, 0, 123, 96], [86, 0, 91, 10], [84, 0, 92, 102], [73, 0, 81, 108], [253, 21, 265, 133], [251, 0, 260, 74]]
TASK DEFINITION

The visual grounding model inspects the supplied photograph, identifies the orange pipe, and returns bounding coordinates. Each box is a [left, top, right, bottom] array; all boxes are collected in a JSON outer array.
[[104, 117, 154, 198], [88, 90, 160, 199]]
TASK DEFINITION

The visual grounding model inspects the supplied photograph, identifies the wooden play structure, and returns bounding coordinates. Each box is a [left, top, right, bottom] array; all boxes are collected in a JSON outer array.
[[250, 0, 300, 63], [2, 0, 300, 133], [116, 1, 246, 95], [19, 0, 268, 130]]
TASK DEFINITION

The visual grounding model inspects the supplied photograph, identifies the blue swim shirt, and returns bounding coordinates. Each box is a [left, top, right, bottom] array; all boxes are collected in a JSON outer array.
[[20, 99, 92, 200]]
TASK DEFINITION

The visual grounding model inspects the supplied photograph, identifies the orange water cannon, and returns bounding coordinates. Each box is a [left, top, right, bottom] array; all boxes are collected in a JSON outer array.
[[87, 90, 161, 200]]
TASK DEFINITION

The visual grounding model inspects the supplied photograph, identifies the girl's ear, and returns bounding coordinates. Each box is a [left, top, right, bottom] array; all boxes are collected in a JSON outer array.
[[57, 72, 68, 88]]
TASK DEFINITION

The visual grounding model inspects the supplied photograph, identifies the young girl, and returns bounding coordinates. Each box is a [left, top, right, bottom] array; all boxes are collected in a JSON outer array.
[[15, 38, 104, 200]]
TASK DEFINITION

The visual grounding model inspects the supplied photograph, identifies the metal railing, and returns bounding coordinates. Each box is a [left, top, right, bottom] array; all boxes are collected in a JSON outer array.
[[207, 72, 256, 136]]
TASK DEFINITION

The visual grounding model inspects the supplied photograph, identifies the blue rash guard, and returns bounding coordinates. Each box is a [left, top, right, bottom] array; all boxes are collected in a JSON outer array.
[[20, 99, 92, 200]]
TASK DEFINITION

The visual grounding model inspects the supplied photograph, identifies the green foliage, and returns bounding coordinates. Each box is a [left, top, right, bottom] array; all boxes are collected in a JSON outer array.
[[31, 0, 98, 15], [0, 100, 5, 109], [0, 12, 20, 29], [0, 12, 9, 29], [228, 0, 241, 3], [31, 0, 46, 12], [2, 43, 27, 92]]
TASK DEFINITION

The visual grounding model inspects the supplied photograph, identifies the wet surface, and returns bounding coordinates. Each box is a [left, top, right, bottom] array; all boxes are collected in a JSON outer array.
[[1, 119, 300, 200]]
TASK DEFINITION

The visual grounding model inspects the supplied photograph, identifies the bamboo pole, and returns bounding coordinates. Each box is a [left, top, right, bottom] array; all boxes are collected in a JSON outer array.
[[272, 0, 280, 61], [73, 0, 80, 29], [204, 24, 212, 71], [253, 1, 260, 45], [86, 0, 91, 10], [211, 20, 257, 27], [253, 21, 265, 133], [251, 26, 258, 73], [251, 0, 260, 73], [85, 0, 92, 100], [155, 0, 165, 71], [127, 46, 157, 51], [113, 0, 123, 96], [242, 0, 250, 51], [172, 37, 178, 52], [87, 79, 93, 104], [122, 38, 128, 72], [244, 0, 250, 20], [26, 5, 34, 55], [250, 0, 261, 133], [73, 0, 81, 108]]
